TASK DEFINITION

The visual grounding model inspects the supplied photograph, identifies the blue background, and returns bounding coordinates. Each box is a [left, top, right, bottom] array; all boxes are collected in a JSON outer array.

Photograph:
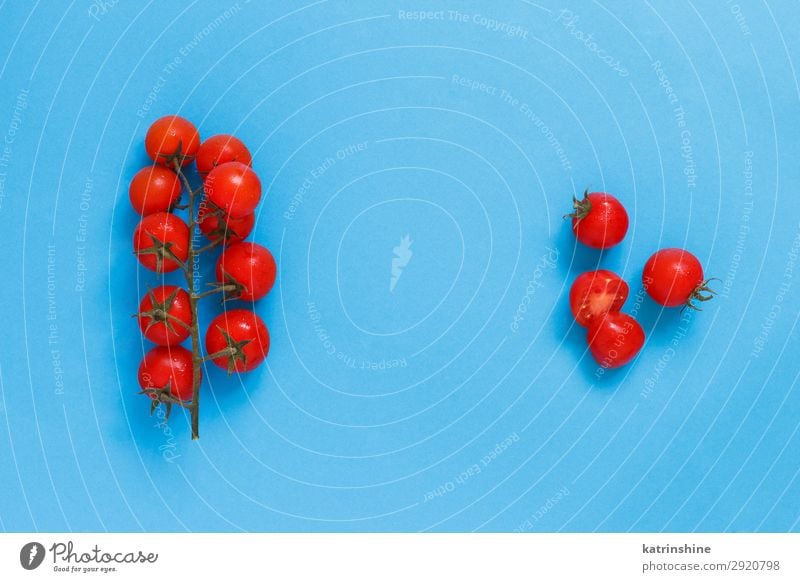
[[0, 0, 798, 532]]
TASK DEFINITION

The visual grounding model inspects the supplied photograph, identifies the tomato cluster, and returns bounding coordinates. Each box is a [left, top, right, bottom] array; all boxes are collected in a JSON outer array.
[[567, 190, 715, 368], [131, 115, 276, 436]]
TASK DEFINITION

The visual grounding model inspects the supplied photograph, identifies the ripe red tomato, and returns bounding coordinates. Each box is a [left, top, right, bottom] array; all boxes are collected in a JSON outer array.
[[569, 269, 629, 327], [205, 309, 269, 373], [138, 285, 192, 345], [216, 242, 276, 301], [587, 312, 645, 368], [138, 345, 197, 401], [145, 115, 200, 167], [643, 248, 715, 309], [129, 165, 182, 215], [569, 190, 629, 249], [195, 134, 252, 175], [133, 212, 189, 273], [204, 161, 261, 218], [197, 201, 254, 245]]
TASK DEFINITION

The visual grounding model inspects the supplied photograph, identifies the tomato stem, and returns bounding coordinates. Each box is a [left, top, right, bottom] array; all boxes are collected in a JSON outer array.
[[200, 347, 236, 362], [172, 159, 203, 440], [565, 188, 593, 221], [192, 283, 237, 301], [195, 238, 222, 255], [684, 278, 720, 312]]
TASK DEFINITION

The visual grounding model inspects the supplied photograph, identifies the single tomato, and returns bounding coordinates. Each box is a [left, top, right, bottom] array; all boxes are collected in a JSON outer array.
[[569, 269, 629, 327], [205, 309, 270, 373], [216, 242, 276, 301], [196, 134, 252, 175], [145, 115, 200, 167], [587, 312, 645, 369], [129, 165, 182, 215], [138, 285, 192, 345], [569, 190, 629, 249], [204, 161, 261, 218], [138, 345, 197, 401], [643, 248, 715, 309], [133, 212, 189, 273], [197, 201, 255, 245]]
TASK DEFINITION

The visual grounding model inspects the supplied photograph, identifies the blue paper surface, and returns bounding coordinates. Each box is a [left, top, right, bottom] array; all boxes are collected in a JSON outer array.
[[0, 0, 797, 532]]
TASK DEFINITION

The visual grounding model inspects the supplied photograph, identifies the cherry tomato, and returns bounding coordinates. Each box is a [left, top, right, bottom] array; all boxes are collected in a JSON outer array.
[[569, 190, 629, 249], [129, 165, 182, 215], [204, 161, 261, 218], [197, 201, 254, 245], [145, 115, 200, 167], [138, 345, 197, 401], [643, 248, 715, 309], [587, 312, 645, 368], [569, 269, 629, 327], [138, 285, 192, 345], [205, 309, 269, 373], [195, 134, 252, 176], [133, 212, 189, 273], [216, 242, 276, 301]]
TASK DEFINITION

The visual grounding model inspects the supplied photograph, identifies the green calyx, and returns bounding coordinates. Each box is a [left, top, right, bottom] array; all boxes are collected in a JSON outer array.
[[684, 278, 720, 312], [565, 189, 593, 221]]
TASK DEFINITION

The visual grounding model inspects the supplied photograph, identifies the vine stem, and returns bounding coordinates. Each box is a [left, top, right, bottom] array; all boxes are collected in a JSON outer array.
[[172, 160, 202, 439], [196, 238, 222, 255], [193, 284, 237, 301]]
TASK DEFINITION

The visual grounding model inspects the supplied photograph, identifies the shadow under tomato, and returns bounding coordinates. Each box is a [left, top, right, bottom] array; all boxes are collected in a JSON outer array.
[[553, 302, 621, 387]]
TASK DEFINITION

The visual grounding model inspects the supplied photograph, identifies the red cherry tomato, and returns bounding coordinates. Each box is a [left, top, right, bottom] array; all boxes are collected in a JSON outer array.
[[569, 190, 629, 249], [204, 161, 261, 218], [569, 269, 629, 327], [205, 309, 269, 373], [145, 115, 200, 167], [216, 242, 276, 301], [138, 285, 192, 345], [643, 248, 715, 309], [196, 134, 252, 176], [138, 345, 197, 401], [133, 212, 189, 273], [129, 165, 182, 215], [587, 312, 645, 368], [197, 201, 254, 245]]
